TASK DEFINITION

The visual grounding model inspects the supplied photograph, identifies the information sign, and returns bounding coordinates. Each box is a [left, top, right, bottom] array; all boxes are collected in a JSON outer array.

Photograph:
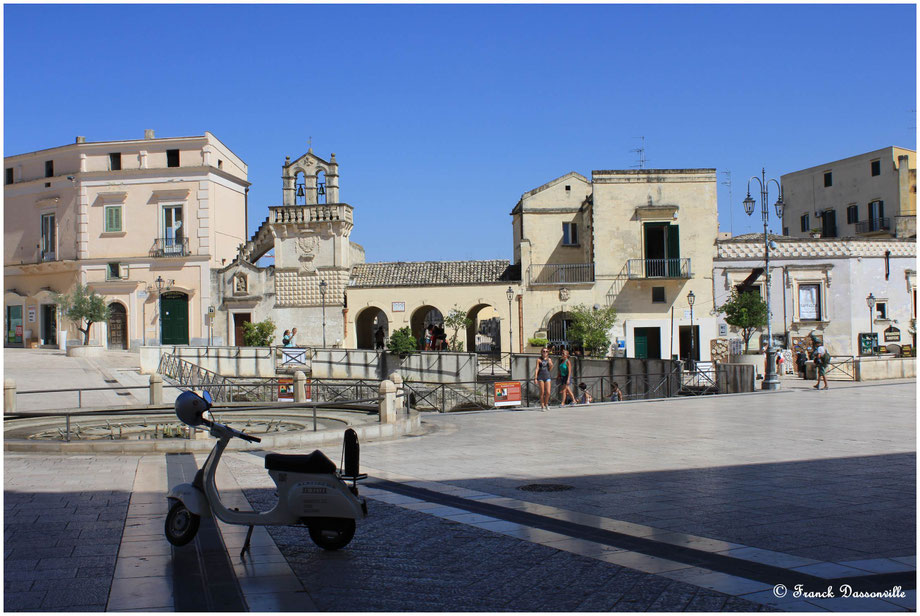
[[494, 381, 522, 408]]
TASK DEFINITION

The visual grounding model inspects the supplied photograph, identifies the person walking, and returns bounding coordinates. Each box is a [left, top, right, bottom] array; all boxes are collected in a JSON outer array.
[[610, 381, 623, 402], [281, 330, 292, 346], [532, 348, 554, 411], [557, 348, 576, 406], [288, 327, 298, 347], [813, 344, 830, 390]]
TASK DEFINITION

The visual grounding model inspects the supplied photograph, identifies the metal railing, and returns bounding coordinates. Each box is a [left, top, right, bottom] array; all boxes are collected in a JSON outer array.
[[159, 353, 284, 403], [529, 263, 595, 285], [855, 217, 890, 233], [150, 237, 190, 257], [626, 258, 691, 279], [477, 351, 512, 377], [825, 356, 857, 381]]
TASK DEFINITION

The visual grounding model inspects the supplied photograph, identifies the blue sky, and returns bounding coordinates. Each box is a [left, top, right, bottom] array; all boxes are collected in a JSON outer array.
[[4, 4, 916, 263]]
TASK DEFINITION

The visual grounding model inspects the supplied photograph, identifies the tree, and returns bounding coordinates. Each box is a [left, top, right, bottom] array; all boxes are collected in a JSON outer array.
[[54, 283, 110, 345], [242, 318, 276, 346], [717, 290, 768, 352], [444, 307, 473, 352], [567, 304, 618, 357], [386, 326, 418, 356]]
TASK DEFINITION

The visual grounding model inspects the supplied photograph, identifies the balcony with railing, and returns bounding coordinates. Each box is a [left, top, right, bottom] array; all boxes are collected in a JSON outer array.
[[529, 263, 595, 286], [855, 217, 891, 234], [627, 258, 691, 279], [150, 237, 190, 258], [270, 203, 353, 225]]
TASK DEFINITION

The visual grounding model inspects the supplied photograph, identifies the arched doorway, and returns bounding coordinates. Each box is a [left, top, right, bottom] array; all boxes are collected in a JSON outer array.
[[410, 306, 443, 349], [160, 292, 189, 345], [466, 304, 502, 354], [356, 307, 389, 350], [107, 302, 127, 350], [547, 311, 574, 351]]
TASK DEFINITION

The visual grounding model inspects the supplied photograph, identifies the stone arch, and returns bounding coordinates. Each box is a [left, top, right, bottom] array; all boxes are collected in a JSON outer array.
[[294, 169, 307, 205], [107, 301, 128, 350], [410, 305, 443, 348], [316, 169, 326, 204], [546, 310, 574, 350], [355, 306, 389, 350], [465, 304, 502, 353]]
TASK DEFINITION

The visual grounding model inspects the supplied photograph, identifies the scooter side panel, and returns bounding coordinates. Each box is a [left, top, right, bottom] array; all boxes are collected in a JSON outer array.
[[167, 483, 212, 517], [271, 471, 365, 521]]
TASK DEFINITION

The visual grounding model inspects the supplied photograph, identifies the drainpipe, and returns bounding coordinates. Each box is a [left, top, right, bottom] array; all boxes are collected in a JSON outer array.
[[517, 293, 524, 353]]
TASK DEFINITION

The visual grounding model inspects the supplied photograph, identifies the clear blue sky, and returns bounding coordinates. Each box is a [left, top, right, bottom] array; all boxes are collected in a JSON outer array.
[[4, 4, 916, 263]]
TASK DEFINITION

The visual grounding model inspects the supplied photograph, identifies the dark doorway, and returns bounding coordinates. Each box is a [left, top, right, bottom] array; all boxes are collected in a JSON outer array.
[[547, 311, 574, 350], [356, 308, 388, 350], [678, 325, 700, 363], [107, 303, 127, 349], [822, 210, 837, 238], [160, 292, 189, 345], [41, 304, 57, 346], [233, 313, 251, 346], [643, 223, 680, 277], [6, 305, 23, 346], [634, 327, 661, 359]]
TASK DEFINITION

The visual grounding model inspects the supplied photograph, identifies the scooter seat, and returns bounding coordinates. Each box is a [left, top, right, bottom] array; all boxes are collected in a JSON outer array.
[[265, 450, 336, 474]]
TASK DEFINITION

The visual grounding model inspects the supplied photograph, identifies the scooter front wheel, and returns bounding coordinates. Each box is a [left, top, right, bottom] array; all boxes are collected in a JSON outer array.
[[308, 518, 356, 550], [165, 501, 200, 546]]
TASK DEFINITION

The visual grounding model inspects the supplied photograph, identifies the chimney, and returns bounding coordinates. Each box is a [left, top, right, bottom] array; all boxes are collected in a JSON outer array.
[[75, 136, 86, 144], [144, 129, 155, 140]]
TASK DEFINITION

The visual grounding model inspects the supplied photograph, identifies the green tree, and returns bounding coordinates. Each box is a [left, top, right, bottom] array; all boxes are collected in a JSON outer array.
[[717, 290, 768, 352], [567, 304, 618, 357], [386, 326, 418, 356], [444, 307, 473, 352], [54, 283, 110, 345], [241, 318, 276, 346]]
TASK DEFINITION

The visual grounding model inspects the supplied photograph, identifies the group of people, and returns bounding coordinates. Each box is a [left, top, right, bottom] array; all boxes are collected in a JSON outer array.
[[281, 328, 297, 347], [423, 324, 448, 351], [532, 347, 623, 411]]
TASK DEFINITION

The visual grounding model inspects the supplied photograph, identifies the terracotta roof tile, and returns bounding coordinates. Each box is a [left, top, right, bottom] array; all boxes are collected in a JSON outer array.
[[350, 260, 517, 288]]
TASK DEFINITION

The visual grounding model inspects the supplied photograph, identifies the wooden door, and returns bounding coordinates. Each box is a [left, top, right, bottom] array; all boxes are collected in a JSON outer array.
[[107, 303, 127, 349]]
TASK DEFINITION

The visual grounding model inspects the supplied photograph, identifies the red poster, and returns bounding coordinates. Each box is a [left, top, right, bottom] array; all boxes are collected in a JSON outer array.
[[494, 381, 522, 407]]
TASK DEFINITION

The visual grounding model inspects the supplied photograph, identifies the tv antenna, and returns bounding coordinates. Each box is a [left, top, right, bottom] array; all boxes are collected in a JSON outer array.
[[721, 170, 734, 236], [630, 137, 648, 169]]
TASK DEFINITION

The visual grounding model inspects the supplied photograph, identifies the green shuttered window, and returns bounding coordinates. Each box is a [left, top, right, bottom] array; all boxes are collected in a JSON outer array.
[[104, 205, 123, 233]]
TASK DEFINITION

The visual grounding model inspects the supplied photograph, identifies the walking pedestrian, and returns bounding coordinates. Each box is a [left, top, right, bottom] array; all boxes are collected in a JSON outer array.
[[281, 330, 292, 346], [532, 348, 554, 411], [813, 344, 830, 390], [610, 381, 623, 402], [557, 348, 576, 406]]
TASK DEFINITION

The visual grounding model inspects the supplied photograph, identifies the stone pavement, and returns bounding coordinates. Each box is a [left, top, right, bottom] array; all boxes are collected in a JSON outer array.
[[3, 378, 916, 611]]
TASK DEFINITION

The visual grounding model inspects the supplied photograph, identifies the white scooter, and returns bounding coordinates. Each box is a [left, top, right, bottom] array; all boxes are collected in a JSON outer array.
[[165, 390, 368, 552]]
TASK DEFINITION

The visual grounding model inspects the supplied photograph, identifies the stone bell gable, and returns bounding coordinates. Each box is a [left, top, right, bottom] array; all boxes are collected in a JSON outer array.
[[282, 148, 340, 206]]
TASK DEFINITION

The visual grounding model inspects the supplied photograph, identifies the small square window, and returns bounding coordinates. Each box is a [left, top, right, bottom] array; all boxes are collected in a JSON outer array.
[[800, 214, 809, 232], [823, 172, 832, 187], [875, 301, 888, 320], [107, 263, 121, 280], [847, 204, 859, 224], [782, 227, 789, 236], [5, 168, 13, 185], [217, 159, 223, 170], [871, 160, 880, 176], [562, 222, 578, 245], [564, 185, 571, 191], [109, 152, 122, 171], [166, 149, 180, 168], [104, 205, 123, 233], [45, 160, 54, 177], [652, 287, 665, 303]]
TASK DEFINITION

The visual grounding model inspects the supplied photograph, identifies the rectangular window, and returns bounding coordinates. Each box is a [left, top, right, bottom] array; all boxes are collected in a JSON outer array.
[[104, 205, 123, 233], [5, 168, 13, 185], [868, 200, 884, 220], [41, 213, 56, 260], [798, 283, 822, 321], [875, 301, 888, 320], [800, 213, 809, 232], [217, 159, 223, 170], [871, 160, 881, 176], [109, 152, 122, 171], [783, 227, 789, 236], [823, 171, 832, 187], [562, 222, 578, 245], [45, 160, 54, 178], [652, 287, 665, 303], [166, 149, 180, 168], [847, 204, 859, 224], [107, 263, 122, 280]]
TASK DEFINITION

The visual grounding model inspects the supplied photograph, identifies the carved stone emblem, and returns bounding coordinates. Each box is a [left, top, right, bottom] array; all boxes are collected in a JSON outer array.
[[233, 273, 247, 295], [297, 234, 319, 274], [559, 287, 570, 302]]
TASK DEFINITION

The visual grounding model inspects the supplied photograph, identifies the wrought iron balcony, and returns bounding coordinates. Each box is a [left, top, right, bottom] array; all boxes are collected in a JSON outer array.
[[855, 217, 891, 234], [529, 263, 595, 285], [627, 258, 691, 279], [150, 237, 190, 258]]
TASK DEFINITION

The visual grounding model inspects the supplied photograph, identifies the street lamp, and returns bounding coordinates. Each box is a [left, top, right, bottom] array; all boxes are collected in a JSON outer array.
[[506, 286, 514, 356], [687, 290, 695, 370], [153, 276, 173, 344], [743, 168, 785, 390], [867, 293, 877, 355], [319, 279, 327, 348]]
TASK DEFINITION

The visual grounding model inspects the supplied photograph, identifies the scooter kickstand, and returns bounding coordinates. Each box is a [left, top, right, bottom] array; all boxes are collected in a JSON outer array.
[[240, 525, 254, 559]]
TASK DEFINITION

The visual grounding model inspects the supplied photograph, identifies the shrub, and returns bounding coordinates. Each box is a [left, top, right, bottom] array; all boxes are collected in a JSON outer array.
[[528, 337, 549, 348], [242, 318, 276, 347], [387, 327, 418, 356], [567, 304, 618, 357]]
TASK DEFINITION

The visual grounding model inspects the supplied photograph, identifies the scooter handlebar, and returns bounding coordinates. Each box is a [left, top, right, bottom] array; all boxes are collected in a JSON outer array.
[[211, 421, 261, 443], [233, 428, 261, 443]]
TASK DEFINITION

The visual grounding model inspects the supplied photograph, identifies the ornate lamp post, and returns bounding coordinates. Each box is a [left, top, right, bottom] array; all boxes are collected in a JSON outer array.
[[867, 293, 876, 355], [559, 287, 570, 349], [154, 275, 173, 344], [506, 286, 514, 356], [743, 168, 785, 390], [319, 279, 327, 348], [687, 290, 695, 370]]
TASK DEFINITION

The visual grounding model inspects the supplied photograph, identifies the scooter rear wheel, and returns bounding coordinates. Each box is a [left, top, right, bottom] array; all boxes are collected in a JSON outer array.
[[165, 501, 200, 546], [308, 518, 356, 550]]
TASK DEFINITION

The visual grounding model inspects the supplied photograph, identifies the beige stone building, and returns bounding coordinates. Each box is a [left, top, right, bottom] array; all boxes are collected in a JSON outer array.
[[780, 147, 916, 240], [4, 131, 248, 348]]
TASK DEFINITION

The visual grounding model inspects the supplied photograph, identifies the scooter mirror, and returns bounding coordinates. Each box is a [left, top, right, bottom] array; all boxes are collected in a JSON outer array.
[[202, 391, 212, 406]]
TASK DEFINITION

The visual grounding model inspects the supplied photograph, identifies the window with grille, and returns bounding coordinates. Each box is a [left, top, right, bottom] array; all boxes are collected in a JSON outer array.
[[104, 205, 123, 233]]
